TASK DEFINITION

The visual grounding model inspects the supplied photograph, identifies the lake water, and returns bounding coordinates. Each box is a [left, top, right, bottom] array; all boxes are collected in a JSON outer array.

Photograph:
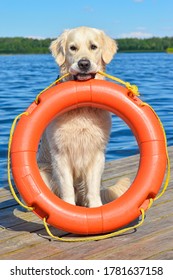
[[1, 53, 173, 188]]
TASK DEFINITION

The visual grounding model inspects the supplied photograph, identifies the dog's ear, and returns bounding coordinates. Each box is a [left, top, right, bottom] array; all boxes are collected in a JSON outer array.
[[49, 30, 69, 66], [101, 31, 118, 64]]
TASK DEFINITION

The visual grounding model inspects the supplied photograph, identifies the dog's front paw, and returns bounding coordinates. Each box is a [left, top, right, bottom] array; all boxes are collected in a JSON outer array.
[[61, 196, 76, 206], [87, 195, 103, 208]]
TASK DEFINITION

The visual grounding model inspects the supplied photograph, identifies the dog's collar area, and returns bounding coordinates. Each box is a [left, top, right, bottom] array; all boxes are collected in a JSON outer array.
[[73, 73, 96, 81]]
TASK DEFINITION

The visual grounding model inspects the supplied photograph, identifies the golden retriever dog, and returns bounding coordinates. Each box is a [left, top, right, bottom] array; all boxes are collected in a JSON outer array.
[[38, 26, 129, 207]]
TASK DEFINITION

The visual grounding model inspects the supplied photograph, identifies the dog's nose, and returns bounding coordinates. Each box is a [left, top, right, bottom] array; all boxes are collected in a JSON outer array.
[[78, 59, 91, 71]]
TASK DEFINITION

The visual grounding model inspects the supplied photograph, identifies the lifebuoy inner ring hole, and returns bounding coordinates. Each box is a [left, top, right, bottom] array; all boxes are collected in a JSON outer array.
[[37, 108, 139, 207]]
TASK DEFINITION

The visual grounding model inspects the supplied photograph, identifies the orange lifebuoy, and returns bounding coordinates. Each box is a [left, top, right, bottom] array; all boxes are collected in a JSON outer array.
[[11, 79, 167, 235]]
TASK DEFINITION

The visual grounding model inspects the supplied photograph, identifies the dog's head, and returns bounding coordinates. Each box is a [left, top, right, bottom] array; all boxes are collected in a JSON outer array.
[[50, 26, 118, 81]]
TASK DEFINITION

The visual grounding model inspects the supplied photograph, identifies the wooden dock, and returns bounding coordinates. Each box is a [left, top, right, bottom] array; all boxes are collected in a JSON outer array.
[[0, 147, 173, 260]]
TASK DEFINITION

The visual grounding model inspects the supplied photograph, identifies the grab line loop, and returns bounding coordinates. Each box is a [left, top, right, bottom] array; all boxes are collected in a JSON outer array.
[[42, 208, 145, 242]]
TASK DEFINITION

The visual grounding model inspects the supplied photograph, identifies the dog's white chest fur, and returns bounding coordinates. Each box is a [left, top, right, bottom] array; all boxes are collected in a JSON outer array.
[[46, 107, 111, 178]]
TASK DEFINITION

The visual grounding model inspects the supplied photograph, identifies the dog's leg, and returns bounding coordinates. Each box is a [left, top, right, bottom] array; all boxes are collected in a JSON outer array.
[[86, 151, 105, 207], [52, 154, 75, 205]]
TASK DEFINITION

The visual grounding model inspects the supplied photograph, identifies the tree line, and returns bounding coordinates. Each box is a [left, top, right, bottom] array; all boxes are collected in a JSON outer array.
[[117, 37, 173, 52], [0, 36, 173, 54]]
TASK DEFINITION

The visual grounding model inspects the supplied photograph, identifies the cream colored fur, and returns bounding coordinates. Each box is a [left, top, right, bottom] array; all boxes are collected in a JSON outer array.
[[38, 26, 130, 207]]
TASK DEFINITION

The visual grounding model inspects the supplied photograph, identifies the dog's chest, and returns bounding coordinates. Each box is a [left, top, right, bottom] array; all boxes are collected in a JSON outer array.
[[47, 107, 111, 150]]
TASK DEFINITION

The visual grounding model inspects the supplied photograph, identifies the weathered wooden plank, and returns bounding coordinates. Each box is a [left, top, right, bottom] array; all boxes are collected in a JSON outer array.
[[0, 232, 42, 255], [40, 217, 173, 260], [147, 250, 173, 260], [97, 227, 173, 260], [0, 229, 84, 260]]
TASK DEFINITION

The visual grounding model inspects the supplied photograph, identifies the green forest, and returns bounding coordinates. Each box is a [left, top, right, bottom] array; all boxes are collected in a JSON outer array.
[[0, 37, 173, 54]]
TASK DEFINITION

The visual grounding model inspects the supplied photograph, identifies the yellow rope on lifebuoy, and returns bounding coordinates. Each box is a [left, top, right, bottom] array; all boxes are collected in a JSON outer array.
[[140, 102, 170, 202], [42, 208, 145, 242], [8, 112, 34, 211], [35, 73, 70, 104], [98, 70, 140, 96]]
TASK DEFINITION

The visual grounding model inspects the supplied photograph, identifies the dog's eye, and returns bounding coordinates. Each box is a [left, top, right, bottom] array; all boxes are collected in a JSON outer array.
[[70, 45, 77, 51], [90, 44, 98, 50]]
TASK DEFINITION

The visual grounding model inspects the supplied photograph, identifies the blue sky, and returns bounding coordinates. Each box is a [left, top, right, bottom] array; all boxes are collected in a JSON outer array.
[[0, 0, 173, 38]]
